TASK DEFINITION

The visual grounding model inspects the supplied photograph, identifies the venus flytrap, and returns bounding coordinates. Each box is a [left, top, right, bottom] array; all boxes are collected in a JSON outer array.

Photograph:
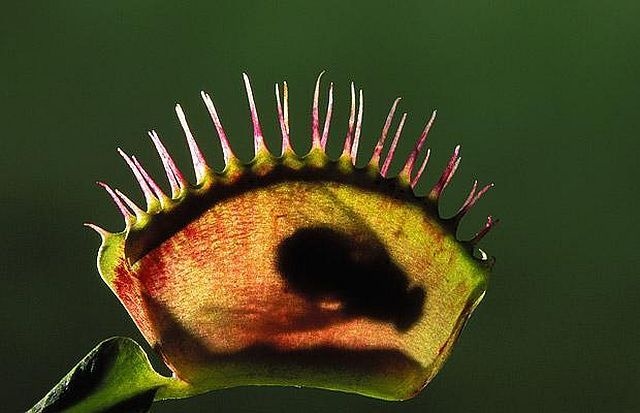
[[30, 73, 497, 412]]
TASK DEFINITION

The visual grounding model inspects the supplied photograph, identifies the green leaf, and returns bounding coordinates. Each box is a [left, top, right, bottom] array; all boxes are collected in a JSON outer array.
[[29, 337, 173, 413]]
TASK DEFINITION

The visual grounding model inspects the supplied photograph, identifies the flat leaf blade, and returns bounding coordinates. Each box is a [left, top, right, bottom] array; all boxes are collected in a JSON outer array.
[[29, 337, 172, 413]]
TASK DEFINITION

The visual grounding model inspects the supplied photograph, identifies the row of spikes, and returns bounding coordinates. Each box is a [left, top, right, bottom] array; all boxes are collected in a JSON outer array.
[[87, 73, 497, 245]]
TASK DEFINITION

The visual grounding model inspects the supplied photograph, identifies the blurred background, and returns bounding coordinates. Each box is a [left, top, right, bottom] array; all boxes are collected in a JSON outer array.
[[2, 1, 639, 411]]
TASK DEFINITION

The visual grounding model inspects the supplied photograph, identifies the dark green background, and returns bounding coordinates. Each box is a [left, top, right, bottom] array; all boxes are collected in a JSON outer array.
[[2, 1, 639, 412]]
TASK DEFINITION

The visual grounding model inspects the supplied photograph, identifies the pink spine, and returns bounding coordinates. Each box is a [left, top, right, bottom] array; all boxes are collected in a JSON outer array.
[[370, 98, 401, 169], [117, 148, 158, 210], [201, 91, 235, 165], [97, 181, 134, 224], [175, 104, 210, 183], [341, 83, 357, 157], [320, 82, 334, 150], [148, 130, 187, 197], [400, 110, 437, 180], [275, 82, 292, 155], [242, 73, 267, 155], [380, 113, 408, 177], [429, 145, 461, 200]]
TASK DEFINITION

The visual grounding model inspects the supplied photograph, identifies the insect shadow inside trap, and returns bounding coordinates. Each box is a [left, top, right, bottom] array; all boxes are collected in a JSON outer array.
[[276, 226, 426, 331]]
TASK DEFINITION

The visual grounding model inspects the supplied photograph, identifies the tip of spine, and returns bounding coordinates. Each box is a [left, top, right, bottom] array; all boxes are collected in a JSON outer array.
[[342, 82, 357, 157], [148, 130, 186, 198], [83, 222, 111, 240], [470, 215, 498, 245], [401, 109, 437, 180], [96, 181, 135, 225], [410, 148, 431, 188], [117, 147, 159, 212], [175, 104, 210, 184], [380, 112, 407, 177], [320, 82, 334, 150], [428, 144, 462, 201], [276, 82, 293, 156], [350, 89, 364, 164], [131, 155, 171, 208], [283, 81, 290, 136], [242, 73, 268, 156], [454, 181, 494, 224], [114, 188, 149, 223], [311, 71, 326, 149], [370, 97, 401, 169], [201, 90, 235, 166]]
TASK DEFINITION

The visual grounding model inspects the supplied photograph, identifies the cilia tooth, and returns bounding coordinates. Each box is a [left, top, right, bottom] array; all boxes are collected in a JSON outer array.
[[350, 89, 364, 164], [275, 82, 291, 155], [96, 181, 134, 224], [320, 82, 334, 150], [148, 130, 186, 198], [370, 97, 401, 169], [380, 112, 407, 177], [341, 82, 357, 158], [201, 90, 236, 166], [401, 109, 437, 181], [175, 103, 210, 184], [242, 73, 267, 156], [117, 148, 160, 212], [311, 71, 325, 149], [429, 144, 461, 201]]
